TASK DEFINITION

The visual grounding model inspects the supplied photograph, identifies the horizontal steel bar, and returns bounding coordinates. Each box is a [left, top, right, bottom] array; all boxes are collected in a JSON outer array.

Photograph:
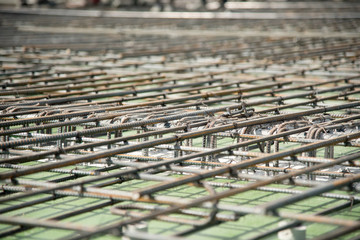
[[0, 215, 95, 233]]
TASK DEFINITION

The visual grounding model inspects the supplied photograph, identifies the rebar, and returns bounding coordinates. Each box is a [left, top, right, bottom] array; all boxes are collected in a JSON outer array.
[[1, 6, 360, 240]]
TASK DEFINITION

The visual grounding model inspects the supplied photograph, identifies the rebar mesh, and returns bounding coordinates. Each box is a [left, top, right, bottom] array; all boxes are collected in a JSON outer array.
[[0, 7, 360, 240]]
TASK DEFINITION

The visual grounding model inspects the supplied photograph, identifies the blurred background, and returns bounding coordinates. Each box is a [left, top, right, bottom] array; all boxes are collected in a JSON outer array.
[[0, 0, 359, 11]]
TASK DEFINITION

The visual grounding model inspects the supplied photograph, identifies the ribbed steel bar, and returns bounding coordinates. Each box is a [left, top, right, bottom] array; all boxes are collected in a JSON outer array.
[[0, 80, 287, 125], [1, 87, 359, 146], [230, 201, 359, 240], [1, 121, 359, 205], [2, 101, 360, 182], [0, 215, 95, 233], [1, 9, 360, 240], [259, 173, 360, 212], [66, 151, 360, 240], [131, 133, 360, 199], [1, 44, 357, 109], [0, 125, 317, 203], [312, 225, 360, 240], [0, 199, 119, 239], [2, 80, 359, 138]]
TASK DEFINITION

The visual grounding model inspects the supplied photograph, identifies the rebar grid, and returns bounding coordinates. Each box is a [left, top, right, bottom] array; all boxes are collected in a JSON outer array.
[[0, 9, 360, 240]]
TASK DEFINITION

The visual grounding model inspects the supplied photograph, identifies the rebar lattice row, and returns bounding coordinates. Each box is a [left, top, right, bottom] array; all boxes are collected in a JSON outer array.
[[0, 11, 360, 240]]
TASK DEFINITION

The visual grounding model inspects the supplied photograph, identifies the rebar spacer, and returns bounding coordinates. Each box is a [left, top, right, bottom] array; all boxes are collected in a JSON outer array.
[[75, 132, 82, 143], [350, 84, 355, 91], [229, 167, 238, 178], [174, 134, 181, 143], [288, 177, 295, 185], [184, 123, 190, 133], [278, 96, 284, 105], [79, 184, 85, 195], [349, 196, 354, 211], [237, 93, 243, 102], [57, 146, 66, 155], [51, 190, 56, 198], [117, 176, 125, 183], [131, 85, 137, 96], [10, 177, 18, 185], [344, 135, 351, 147]]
